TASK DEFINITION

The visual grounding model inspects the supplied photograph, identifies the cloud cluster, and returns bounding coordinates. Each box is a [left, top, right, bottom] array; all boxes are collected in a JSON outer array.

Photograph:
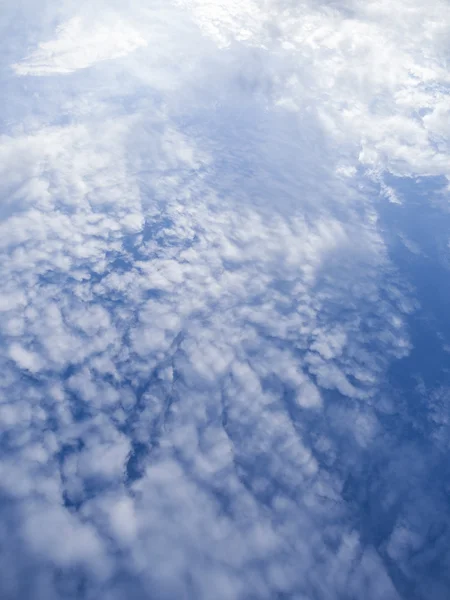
[[13, 15, 147, 76], [0, 0, 449, 598]]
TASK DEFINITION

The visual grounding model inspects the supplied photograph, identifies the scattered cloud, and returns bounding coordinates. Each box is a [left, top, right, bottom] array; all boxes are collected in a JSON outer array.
[[0, 0, 449, 598]]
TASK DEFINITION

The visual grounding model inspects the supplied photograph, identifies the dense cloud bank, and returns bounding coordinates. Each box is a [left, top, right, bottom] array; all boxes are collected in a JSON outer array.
[[1, 1, 450, 598]]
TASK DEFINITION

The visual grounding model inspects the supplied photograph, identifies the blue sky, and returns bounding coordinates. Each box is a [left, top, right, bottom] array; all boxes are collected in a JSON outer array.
[[1, 1, 450, 599]]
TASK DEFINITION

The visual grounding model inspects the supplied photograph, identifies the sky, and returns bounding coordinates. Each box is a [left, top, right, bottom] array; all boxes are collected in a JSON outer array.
[[1, 1, 450, 599]]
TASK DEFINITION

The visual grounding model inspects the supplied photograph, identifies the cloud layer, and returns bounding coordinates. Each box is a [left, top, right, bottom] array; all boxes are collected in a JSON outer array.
[[1, 1, 450, 599]]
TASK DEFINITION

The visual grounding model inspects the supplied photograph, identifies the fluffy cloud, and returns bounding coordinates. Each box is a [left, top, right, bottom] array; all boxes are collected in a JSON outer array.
[[0, 0, 449, 599], [13, 15, 147, 76]]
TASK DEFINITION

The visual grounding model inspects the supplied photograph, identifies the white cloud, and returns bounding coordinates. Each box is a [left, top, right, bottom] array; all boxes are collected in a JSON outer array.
[[0, 0, 449, 598], [182, 0, 450, 178], [22, 501, 110, 574], [9, 343, 44, 373], [13, 15, 147, 76]]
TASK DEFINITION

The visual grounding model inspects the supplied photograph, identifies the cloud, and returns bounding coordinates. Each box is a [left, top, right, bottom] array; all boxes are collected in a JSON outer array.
[[0, 0, 449, 599], [182, 0, 450, 178], [13, 15, 147, 76]]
